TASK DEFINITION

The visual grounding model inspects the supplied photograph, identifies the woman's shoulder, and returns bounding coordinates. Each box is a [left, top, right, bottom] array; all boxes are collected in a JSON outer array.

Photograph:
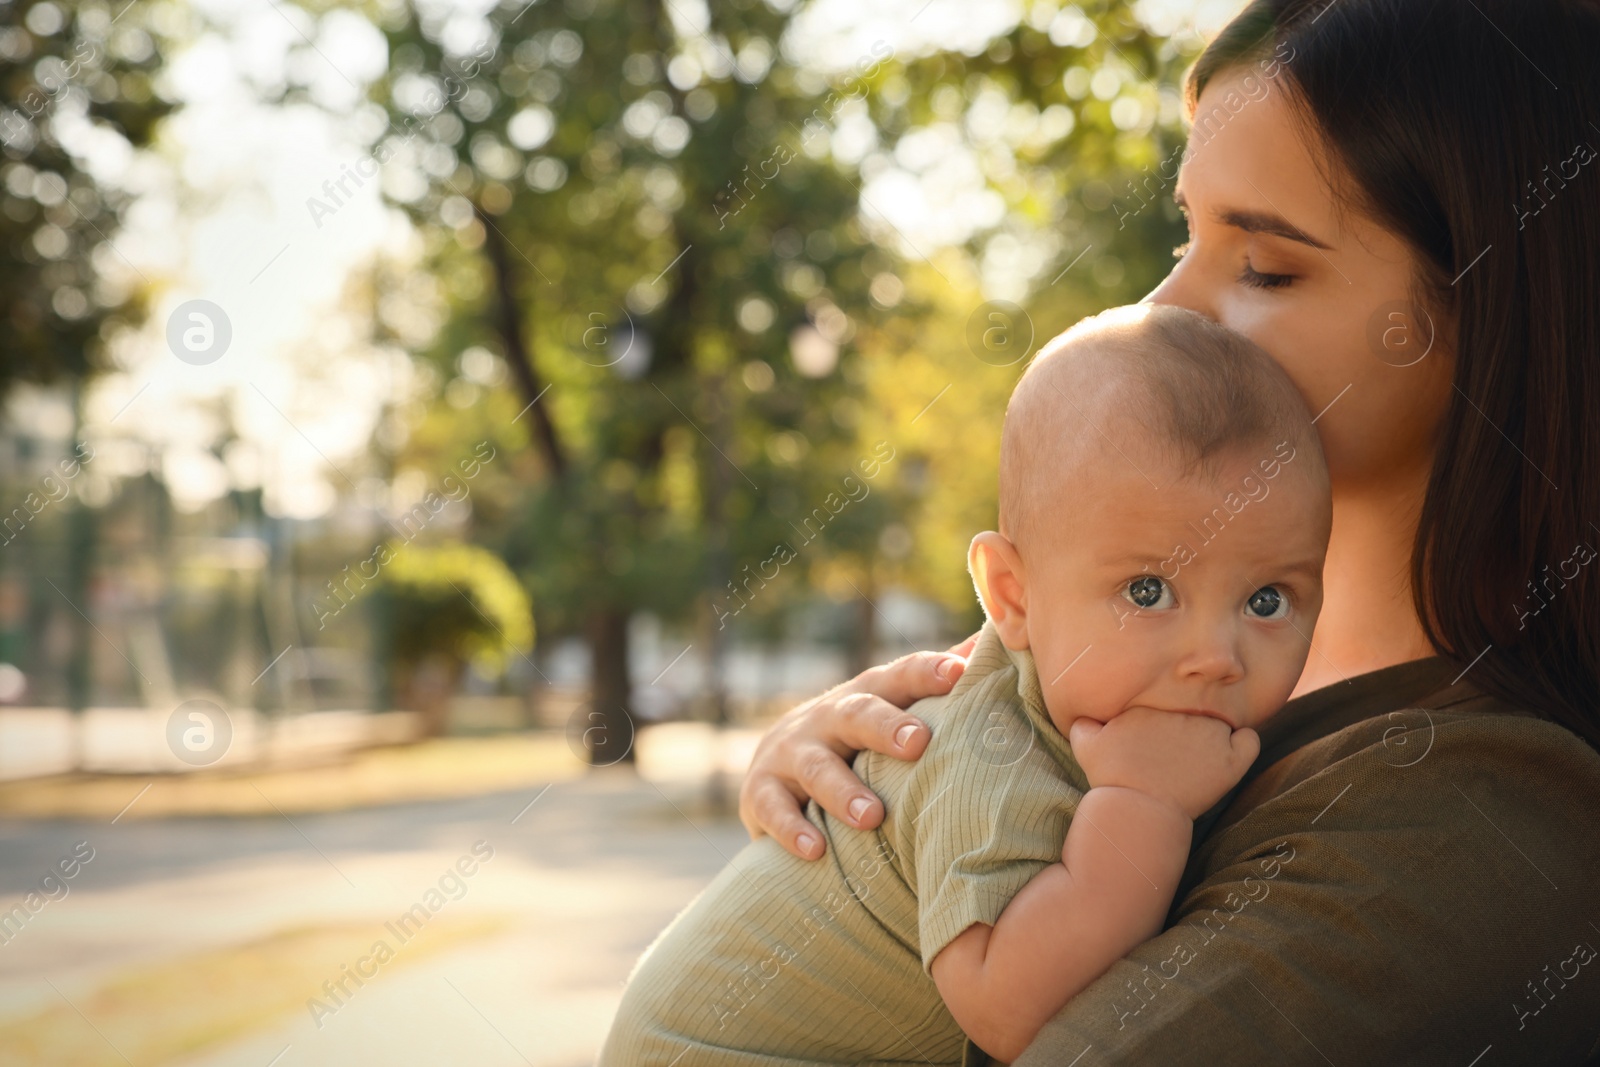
[[1201, 659, 1600, 861], [1262, 696, 1600, 812], [1281, 663, 1593, 777], [1247, 656, 1599, 785]]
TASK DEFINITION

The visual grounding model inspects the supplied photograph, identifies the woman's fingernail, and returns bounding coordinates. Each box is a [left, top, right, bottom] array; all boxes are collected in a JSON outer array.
[[935, 658, 959, 683], [848, 796, 872, 823], [895, 723, 919, 748], [796, 832, 817, 855]]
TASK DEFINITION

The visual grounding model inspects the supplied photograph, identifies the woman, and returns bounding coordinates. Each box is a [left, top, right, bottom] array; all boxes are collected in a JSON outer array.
[[739, 0, 1600, 1063]]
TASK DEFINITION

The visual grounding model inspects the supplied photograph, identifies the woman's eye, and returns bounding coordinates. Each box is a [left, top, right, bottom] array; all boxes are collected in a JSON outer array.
[[1239, 262, 1295, 290], [1245, 585, 1290, 619], [1122, 575, 1176, 611]]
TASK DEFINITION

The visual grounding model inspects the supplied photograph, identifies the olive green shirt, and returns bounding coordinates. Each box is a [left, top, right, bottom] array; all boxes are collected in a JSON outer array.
[[983, 656, 1600, 1066], [601, 623, 1089, 1066]]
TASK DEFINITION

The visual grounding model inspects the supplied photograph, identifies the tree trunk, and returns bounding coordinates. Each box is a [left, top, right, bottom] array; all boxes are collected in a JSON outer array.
[[475, 198, 561, 722], [475, 200, 565, 480], [847, 591, 877, 679], [65, 377, 95, 720], [584, 606, 636, 765], [396, 654, 463, 739]]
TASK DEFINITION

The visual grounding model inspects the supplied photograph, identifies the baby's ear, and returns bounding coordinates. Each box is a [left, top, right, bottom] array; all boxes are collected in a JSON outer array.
[[968, 531, 1029, 650]]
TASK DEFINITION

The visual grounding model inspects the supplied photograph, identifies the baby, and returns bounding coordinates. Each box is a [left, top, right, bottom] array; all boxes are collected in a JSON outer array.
[[600, 304, 1332, 1066]]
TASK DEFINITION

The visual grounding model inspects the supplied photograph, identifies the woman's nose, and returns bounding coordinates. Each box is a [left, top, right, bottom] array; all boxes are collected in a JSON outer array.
[[1141, 256, 1220, 322]]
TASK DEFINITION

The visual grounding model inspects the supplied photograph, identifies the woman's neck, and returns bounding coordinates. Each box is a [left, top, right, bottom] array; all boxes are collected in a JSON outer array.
[[1293, 472, 1439, 698]]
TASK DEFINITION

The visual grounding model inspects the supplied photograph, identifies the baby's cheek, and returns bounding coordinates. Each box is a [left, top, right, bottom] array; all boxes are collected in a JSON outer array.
[[1033, 595, 1148, 716], [1245, 653, 1303, 725], [1100, 595, 1142, 634], [1046, 652, 1134, 728]]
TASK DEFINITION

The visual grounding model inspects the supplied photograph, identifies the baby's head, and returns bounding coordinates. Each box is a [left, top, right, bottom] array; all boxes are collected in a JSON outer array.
[[970, 304, 1332, 737]]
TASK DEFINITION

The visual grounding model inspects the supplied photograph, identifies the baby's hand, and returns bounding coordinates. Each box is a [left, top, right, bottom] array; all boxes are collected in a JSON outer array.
[[1068, 708, 1260, 821]]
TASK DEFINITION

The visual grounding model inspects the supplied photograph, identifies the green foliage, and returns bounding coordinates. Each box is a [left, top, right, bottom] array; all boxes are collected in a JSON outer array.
[[365, 0, 926, 649], [872, 3, 1198, 303], [0, 0, 173, 395], [352, 0, 1208, 656], [377, 541, 533, 674], [838, 3, 1204, 618]]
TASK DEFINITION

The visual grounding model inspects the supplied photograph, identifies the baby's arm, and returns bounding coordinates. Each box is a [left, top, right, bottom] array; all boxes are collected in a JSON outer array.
[[930, 708, 1259, 1063]]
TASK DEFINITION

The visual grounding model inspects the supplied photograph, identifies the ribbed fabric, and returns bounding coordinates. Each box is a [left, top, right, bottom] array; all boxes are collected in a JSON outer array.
[[600, 622, 1088, 1067]]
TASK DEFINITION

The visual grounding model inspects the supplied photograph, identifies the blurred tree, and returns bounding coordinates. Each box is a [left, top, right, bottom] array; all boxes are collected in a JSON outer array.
[[1, 0, 172, 719], [362, 0, 920, 756], [868, 2, 1197, 298], [0, 0, 170, 395], [375, 540, 533, 736], [846, 2, 1200, 626], [317, 0, 1217, 751]]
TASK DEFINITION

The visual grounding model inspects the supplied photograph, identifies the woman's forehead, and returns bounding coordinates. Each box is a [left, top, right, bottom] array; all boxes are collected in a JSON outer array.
[[1176, 69, 1345, 243], [1179, 69, 1420, 274]]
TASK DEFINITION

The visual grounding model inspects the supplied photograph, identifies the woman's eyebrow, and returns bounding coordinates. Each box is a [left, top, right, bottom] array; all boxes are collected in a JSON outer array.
[[1217, 207, 1333, 250], [1173, 190, 1334, 251]]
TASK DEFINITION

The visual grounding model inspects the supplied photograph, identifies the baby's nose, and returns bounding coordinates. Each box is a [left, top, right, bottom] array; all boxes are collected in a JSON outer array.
[[1178, 622, 1246, 684]]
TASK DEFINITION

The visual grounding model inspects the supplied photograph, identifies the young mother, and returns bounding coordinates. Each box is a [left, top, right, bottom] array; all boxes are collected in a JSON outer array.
[[740, 0, 1600, 1062]]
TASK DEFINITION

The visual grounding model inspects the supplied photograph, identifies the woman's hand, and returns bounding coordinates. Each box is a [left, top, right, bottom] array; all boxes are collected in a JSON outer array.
[[738, 637, 978, 860]]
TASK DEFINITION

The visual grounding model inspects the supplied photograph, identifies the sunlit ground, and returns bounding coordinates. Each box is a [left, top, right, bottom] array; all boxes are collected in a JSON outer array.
[[0, 729, 759, 1066]]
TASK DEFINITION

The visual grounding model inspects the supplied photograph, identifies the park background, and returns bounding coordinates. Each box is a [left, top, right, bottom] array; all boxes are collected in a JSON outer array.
[[0, 0, 1239, 1062]]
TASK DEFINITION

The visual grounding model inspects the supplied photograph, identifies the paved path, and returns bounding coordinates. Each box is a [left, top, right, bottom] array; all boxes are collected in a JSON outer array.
[[0, 769, 752, 1066]]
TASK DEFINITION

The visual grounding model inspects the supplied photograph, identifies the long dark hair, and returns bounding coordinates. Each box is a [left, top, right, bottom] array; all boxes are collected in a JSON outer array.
[[1190, 0, 1600, 749]]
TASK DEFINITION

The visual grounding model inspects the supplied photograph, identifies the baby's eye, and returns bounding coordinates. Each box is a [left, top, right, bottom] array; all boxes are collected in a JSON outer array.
[[1245, 586, 1290, 619], [1122, 575, 1175, 611]]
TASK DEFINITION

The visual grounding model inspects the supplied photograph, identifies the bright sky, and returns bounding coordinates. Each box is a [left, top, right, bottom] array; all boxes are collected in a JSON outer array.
[[61, 0, 1242, 520]]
